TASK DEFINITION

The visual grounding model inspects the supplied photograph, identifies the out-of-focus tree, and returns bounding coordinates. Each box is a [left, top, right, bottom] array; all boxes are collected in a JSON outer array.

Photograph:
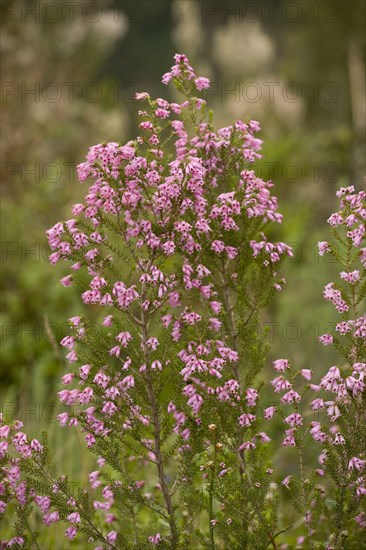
[[1, 0, 128, 404]]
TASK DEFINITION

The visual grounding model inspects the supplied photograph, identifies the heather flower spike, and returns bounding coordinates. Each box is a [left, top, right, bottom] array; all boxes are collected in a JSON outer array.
[[1, 56, 365, 549], [271, 185, 366, 546]]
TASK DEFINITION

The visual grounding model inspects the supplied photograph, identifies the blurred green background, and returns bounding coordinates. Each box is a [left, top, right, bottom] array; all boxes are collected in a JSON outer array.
[[0, 0, 365, 545]]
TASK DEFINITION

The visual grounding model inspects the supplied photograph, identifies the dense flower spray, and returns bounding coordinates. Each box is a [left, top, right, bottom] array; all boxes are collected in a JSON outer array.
[[0, 55, 364, 549]]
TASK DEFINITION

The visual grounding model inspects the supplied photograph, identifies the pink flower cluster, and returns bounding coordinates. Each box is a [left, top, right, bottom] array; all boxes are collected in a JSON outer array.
[[31, 53, 294, 547], [271, 184, 366, 542]]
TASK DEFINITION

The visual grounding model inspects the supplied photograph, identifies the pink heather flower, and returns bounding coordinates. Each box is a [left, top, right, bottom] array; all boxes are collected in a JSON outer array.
[[107, 531, 118, 543], [109, 345, 121, 357], [320, 366, 341, 392], [311, 398, 324, 410], [170, 103, 181, 114], [195, 98, 206, 109], [140, 121, 154, 131], [66, 350, 77, 362], [7, 538, 24, 547], [245, 388, 259, 407], [273, 359, 290, 372], [69, 316, 81, 326], [89, 471, 101, 489], [309, 422, 327, 443], [0, 425, 10, 438], [122, 358, 132, 371], [116, 331, 132, 347], [271, 376, 292, 393], [60, 275, 72, 287], [333, 433, 346, 445], [60, 336, 74, 350], [319, 334, 333, 345], [66, 526, 77, 540], [211, 240, 225, 254], [227, 350, 239, 363], [340, 270, 360, 284], [284, 413, 302, 427], [85, 433, 96, 447], [209, 318, 221, 331], [72, 204, 84, 216], [162, 240, 175, 255], [61, 373, 74, 385], [162, 72, 173, 84], [147, 337, 159, 350], [171, 120, 184, 131], [102, 402, 117, 417], [0, 441, 8, 457], [238, 441, 256, 451], [148, 533, 161, 545], [354, 315, 366, 338], [226, 246, 238, 259], [336, 186, 354, 197], [194, 77, 210, 90], [327, 212, 343, 226], [155, 108, 170, 119], [281, 390, 301, 404], [58, 412, 69, 426], [209, 301, 222, 314], [282, 475, 292, 488], [43, 511, 60, 526], [238, 413, 256, 427], [49, 252, 60, 264], [355, 513, 366, 527], [181, 428, 190, 440], [34, 496, 50, 514], [79, 364, 91, 380], [102, 315, 113, 327], [282, 428, 296, 447], [318, 241, 331, 256], [67, 512, 81, 524], [151, 360, 162, 371], [348, 457, 366, 471], [301, 369, 312, 380], [264, 406, 276, 420], [135, 92, 149, 101], [335, 321, 352, 334], [346, 374, 365, 396]]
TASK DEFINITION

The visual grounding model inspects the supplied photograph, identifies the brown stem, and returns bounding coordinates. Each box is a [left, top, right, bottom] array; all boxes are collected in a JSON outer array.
[[219, 262, 240, 384], [208, 433, 217, 549], [140, 284, 178, 548]]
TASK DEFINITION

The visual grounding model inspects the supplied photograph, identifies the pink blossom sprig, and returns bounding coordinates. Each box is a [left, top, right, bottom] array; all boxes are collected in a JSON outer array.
[[271, 185, 366, 547], [2, 54, 293, 549]]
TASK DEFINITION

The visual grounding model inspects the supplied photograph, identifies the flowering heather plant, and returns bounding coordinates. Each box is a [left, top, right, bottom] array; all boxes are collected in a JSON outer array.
[[1, 55, 365, 549], [272, 185, 366, 548]]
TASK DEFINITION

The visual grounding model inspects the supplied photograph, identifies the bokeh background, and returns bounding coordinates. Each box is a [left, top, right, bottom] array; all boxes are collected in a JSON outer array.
[[1, 0, 365, 546]]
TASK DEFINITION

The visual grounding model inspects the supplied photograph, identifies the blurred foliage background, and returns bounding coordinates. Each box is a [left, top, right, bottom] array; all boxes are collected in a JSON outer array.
[[1, 0, 365, 545]]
